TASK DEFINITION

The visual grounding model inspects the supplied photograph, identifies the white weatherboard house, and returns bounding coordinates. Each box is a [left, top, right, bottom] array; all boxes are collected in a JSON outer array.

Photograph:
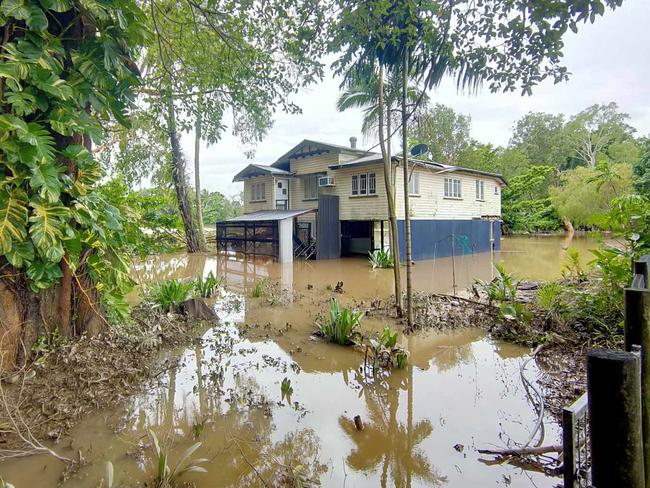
[[217, 138, 505, 263]]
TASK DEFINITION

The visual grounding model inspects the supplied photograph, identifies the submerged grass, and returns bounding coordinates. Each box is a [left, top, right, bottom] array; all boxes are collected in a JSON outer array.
[[316, 298, 363, 345]]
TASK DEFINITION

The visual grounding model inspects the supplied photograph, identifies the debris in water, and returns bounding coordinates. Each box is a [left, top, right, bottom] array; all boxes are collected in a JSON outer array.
[[354, 415, 364, 431]]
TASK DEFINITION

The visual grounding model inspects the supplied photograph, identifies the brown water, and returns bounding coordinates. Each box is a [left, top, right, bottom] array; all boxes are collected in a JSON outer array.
[[1, 235, 598, 487]]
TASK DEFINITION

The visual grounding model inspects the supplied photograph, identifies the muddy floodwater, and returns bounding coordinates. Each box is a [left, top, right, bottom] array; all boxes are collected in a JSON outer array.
[[1, 235, 600, 487]]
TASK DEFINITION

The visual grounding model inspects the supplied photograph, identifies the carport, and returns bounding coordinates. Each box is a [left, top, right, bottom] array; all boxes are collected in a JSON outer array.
[[216, 209, 315, 263]]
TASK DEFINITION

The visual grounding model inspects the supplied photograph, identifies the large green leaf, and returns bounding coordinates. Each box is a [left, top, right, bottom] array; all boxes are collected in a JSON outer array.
[[38, 0, 71, 13], [30, 161, 64, 202], [26, 258, 63, 291], [28, 199, 69, 261], [0, 189, 28, 255], [5, 240, 35, 268]]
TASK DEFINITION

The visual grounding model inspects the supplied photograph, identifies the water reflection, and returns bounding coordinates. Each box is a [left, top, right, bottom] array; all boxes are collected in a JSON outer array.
[[341, 369, 445, 487]]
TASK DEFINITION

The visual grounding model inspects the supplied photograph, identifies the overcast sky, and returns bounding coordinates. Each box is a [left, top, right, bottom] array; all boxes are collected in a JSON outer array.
[[180, 0, 650, 198]]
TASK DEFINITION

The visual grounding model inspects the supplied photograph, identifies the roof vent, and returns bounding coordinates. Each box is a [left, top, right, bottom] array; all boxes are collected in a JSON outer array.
[[349, 136, 357, 149]]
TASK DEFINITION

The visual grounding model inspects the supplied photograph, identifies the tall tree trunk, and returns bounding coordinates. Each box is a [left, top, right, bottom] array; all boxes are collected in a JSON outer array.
[[378, 66, 403, 317], [165, 92, 201, 253], [194, 99, 207, 251], [402, 51, 414, 329]]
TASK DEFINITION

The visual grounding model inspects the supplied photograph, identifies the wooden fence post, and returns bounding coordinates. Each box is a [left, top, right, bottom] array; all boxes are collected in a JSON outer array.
[[588, 349, 645, 488]]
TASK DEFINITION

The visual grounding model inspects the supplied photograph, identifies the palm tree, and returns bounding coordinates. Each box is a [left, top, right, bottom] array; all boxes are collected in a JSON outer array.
[[337, 69, 426, 317]]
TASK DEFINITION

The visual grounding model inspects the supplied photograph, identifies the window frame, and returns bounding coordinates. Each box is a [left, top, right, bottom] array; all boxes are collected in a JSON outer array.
[[409, 171, 420, 196], [351, 172, 377, 196], [475, 180, 485, 201], [303, 175, 319, 200], [351, 175, 359, 195], [250, 181, 266, 202], [444, 177, 462, 199]]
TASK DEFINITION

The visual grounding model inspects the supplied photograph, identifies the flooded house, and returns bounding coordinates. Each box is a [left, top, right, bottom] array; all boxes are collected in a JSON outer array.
[[217, 138, 506, 262]]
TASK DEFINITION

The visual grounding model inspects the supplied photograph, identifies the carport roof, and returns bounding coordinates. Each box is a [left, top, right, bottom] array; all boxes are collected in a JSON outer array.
[[224, 209, 314, 222]]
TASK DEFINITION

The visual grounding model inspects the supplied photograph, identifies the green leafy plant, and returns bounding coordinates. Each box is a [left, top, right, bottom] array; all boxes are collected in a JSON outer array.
[[368, 249, 394, 269], [194, 271, 222, 298], [364, 326, 408, 371], [316, 298, 363, 345], [499, 302, 531, 322], [105, 461, 114, 488], [536, 282, 564, 312], [149, 279, 194, 313], [149, 430, 208, 488], [281, 377, 293, 401], [0, 478, 15, 488], [561, 248, 587, 282], [475, 264, 519, 306], [250, 278, 267, 298]]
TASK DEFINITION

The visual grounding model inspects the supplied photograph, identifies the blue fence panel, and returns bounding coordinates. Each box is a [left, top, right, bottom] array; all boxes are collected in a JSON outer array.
[[397, 219, 499, 261]]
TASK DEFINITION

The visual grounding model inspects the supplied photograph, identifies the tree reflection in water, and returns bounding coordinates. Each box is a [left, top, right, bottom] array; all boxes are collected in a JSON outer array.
[[339, 365, 447, 487]]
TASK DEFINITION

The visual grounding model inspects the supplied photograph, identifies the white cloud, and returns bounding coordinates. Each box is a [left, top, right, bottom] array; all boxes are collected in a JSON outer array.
[[183, 0, 650, 198]]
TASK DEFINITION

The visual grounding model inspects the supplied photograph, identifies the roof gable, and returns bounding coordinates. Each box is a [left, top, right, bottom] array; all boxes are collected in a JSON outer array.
[[232, 164, 291, 182], [271, 139, 369, 169]]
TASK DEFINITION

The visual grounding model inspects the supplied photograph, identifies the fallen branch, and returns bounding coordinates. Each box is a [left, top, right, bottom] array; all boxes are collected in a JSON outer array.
[[478, 445, 562, 457]]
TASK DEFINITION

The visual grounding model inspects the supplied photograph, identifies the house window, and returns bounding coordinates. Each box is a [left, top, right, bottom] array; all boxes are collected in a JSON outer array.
[[444, 177, 462, 198], [351, 173, 376, 196], [251, 182, 266, 201], [303, 175, 318, 200], [476, 180, 485, 201], [409, 172, 420, 195]]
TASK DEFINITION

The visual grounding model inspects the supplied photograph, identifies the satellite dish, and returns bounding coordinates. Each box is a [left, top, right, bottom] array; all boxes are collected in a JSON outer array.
[[410, 143, 429, 157]]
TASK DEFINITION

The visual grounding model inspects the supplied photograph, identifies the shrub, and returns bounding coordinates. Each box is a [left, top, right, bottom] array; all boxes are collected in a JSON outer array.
[[194, 271, 222, 298], [317, 298, 363, 345], [149, 279, 194, 313], [368, 249, 394, 268]]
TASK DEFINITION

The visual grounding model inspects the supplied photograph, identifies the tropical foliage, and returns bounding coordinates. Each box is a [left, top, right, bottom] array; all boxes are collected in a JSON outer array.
[[0, 0, 146, 352]]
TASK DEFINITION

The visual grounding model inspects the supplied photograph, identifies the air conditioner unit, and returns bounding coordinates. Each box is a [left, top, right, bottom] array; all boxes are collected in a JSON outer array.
[[318, 176, 335, 187]]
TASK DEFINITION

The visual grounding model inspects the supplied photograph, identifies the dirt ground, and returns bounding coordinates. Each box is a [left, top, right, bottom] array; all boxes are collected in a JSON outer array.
[[0, 304, 212, 455]]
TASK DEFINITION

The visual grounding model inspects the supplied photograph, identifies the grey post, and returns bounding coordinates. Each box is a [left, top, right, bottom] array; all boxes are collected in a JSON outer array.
[[625, 256, 650, 485], [588, 349, 645, 488]]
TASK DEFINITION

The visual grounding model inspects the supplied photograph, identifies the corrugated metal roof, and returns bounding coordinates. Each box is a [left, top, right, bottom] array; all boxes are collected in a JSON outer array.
[[225, 209, 314, 222]]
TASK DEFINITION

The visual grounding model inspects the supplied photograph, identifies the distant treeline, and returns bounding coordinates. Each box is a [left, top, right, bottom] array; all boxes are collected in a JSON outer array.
[[409, 102, 649, 233]]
